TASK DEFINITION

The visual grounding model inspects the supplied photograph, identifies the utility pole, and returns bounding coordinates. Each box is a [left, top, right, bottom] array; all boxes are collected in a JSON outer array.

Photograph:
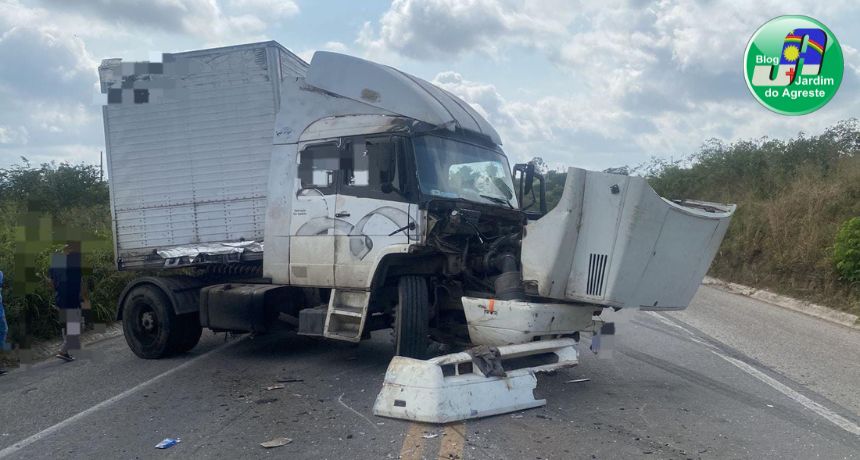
[[100, 150, 104, 182]]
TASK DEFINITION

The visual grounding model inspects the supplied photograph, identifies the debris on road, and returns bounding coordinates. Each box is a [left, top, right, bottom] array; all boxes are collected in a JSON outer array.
[[565, 378, 590, 383], [260, 437, 293, 448], [374, 339, 578, 423], [275, 377, 304, 383], [155, 438, 180, 449], [265, 384, 286, 390], [422, 433, 439, 439]]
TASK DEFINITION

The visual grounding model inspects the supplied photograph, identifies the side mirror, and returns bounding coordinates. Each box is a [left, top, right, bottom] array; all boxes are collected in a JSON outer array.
[[523, 162, 535, 195]]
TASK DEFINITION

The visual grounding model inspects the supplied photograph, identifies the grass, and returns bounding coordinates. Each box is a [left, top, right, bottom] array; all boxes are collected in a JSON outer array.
[[704, 158, 860, 317], [0, 161, 132, 349], [645, 120, 860, 317], [531, 119, 860, 318]]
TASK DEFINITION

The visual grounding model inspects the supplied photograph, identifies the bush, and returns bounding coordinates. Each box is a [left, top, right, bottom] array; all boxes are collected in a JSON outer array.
[[0, 159, 122, 345], [833, 217, 860, 284], [617, 119, 860, 316]]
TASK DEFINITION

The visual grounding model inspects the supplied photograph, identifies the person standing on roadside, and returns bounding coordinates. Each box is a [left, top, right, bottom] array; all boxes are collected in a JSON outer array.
[[0, 270, 8, 375], [48, 241, 87, 362]]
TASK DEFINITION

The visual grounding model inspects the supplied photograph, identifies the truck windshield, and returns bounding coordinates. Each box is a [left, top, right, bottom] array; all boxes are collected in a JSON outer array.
[[413, 135, 518, 208]]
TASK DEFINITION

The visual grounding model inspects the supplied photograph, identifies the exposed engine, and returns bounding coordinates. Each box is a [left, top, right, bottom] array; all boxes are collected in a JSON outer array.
[[424, 200, 527, 300]]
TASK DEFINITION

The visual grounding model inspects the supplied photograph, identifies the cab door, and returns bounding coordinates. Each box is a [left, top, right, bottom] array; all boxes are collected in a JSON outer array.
[[289, 141, 341, 287], [333, 136, 416, 288]]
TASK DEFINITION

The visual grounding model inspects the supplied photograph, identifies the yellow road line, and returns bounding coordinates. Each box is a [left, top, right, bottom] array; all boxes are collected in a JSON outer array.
[[438, 422, 466, 459], [399, 422, 427, 460]]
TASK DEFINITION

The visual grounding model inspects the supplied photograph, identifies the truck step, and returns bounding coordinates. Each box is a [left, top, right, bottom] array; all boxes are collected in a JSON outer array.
[[330, 306, 364, 318], [323, 290, 370, 343]]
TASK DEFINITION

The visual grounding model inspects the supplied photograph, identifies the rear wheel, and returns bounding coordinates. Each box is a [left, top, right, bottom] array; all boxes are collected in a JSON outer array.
[[394, 276, 430, 359], [122, 285, 178, 359]]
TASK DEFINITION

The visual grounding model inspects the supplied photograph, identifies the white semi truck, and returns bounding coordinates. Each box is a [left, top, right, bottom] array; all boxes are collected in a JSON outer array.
[[99, 41, 734, 365]]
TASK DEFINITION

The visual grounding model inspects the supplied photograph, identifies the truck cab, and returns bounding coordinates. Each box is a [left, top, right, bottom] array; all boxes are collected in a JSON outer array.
[[273, 121, 529, 356]]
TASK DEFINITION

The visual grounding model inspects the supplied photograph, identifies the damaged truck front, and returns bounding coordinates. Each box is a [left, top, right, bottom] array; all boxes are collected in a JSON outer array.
[[100, 42, 734, 419]]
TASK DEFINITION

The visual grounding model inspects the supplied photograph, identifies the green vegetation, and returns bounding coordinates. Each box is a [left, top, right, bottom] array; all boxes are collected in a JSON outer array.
[[528, 119, 860, 317], [0, 160, 131, 348], [833, 217, 860, 284]]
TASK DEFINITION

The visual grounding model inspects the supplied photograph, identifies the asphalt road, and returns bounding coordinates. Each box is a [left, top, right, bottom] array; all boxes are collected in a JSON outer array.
[[1, 285, 859, 459]]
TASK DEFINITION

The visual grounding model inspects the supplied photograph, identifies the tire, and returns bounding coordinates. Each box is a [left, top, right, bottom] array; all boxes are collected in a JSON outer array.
[[122, 285, 179, 359], [170, 313, 202, 354], [394, 276, 430, 359]]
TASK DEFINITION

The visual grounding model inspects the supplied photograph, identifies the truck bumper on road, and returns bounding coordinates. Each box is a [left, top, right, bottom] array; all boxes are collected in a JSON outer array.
[[462, 296, 595, 346], [373, 338, 579, 423]]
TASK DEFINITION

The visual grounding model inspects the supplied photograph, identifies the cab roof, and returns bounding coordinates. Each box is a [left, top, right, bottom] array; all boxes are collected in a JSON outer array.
[[306, 52, 501, 145]]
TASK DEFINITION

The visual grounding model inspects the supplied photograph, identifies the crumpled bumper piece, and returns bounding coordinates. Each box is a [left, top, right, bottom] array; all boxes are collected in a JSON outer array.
[[372, 338, 578, 423]]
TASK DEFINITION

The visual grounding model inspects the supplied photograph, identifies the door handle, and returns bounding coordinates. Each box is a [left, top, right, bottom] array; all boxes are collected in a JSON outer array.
[[335, 211, 350, 218]]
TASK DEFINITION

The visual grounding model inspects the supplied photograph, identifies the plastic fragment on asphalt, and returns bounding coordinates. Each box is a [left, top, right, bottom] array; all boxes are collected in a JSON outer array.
[[373, 338, 578, 423], [266, 384, 285, 390], [276, 377, 304, 383], [260, 437, 293, 448], [422, 433, 439, 439], [155, 438, 180, 449], [565, 378, 590, 383]]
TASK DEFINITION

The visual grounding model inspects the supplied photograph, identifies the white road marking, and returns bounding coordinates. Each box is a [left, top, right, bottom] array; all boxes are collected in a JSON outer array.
[[0, 337, 246, 458], [645, 311, 860, 437]]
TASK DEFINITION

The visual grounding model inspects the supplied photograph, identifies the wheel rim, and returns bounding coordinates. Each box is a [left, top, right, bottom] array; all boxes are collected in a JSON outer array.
[[132, 303, 159, 347]]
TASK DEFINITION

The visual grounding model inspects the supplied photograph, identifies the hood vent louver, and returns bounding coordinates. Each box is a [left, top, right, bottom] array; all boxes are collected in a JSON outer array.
[[586, 253, 608, 297]]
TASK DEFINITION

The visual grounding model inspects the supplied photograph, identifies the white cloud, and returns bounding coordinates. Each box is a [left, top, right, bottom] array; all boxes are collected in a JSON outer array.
[[0, 0, 302, 168], [432, 71, 637, 167], [37, 0, 281, 45], [0, 125, 29, 145], [357, 0, 572, 60], [228, 0, 299, 19], [0, 1, 103, 166], [361, 0, 860, 169]]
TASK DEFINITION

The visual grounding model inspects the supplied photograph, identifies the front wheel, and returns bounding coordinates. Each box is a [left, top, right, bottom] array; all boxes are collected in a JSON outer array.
[[122, 285, 179, 359], [394, 276, 430, 359]]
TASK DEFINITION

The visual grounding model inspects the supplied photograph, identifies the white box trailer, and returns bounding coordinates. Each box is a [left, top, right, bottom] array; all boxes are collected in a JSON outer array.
[[99, 42, 307, 270]]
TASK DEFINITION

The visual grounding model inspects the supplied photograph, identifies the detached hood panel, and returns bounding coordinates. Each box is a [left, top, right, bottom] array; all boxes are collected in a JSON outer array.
[[521, 167, 736, 310], [306, 52, 501, 145]]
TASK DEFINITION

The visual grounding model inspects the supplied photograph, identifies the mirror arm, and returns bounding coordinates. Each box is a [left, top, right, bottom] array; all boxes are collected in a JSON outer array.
[[536, 172, 547, 214]]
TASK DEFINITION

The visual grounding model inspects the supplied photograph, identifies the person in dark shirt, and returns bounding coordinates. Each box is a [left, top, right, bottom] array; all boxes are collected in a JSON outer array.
[[48, 241, 87, 362]]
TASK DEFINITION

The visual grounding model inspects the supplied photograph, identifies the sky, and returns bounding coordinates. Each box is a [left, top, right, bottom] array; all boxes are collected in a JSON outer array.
[[0, 0, 858, 172]]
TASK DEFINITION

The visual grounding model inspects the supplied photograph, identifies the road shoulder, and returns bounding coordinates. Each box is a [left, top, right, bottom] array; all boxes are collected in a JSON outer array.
[[702, 276, 860, 330]]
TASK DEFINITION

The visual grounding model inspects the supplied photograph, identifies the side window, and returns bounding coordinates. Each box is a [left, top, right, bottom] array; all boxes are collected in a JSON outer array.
[[342, 136, 405, 198], [298, 143, 340, 190]]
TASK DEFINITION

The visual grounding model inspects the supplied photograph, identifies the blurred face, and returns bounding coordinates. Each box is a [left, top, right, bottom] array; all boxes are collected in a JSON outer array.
[[64, 242, 81, 254]]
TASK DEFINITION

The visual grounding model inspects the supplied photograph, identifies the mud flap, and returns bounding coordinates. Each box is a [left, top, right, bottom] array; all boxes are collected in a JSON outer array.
[[372, 338, 578, 423]]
